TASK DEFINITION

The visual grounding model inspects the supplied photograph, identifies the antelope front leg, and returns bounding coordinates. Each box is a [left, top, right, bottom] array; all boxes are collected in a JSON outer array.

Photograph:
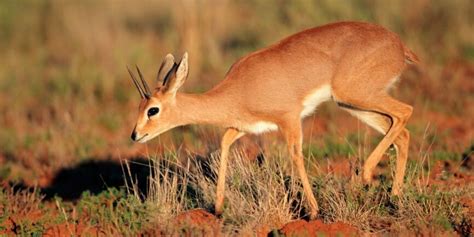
[[215, 128, 245, 216], [282, 123, 319, 219]]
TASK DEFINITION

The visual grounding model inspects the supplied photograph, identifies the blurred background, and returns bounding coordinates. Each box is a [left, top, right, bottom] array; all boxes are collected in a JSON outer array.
[[0, 0, 472, 185]]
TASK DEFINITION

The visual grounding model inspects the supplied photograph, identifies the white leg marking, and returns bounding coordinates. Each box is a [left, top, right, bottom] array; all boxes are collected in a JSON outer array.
[[345, 109, 388, 134], [300, 84, 332, 118]]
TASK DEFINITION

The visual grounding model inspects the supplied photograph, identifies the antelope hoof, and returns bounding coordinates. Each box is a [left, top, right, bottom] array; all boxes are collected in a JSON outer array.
[[214, 204, 223, 217], [362, 172, 373, 184], [391, 186, 402, 196], [309, 210, 319, 220]]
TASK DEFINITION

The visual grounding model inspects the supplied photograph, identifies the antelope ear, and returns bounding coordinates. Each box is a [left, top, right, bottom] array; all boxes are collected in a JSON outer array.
[[161, 52, 189, 96], [156, 54, 175, 84]]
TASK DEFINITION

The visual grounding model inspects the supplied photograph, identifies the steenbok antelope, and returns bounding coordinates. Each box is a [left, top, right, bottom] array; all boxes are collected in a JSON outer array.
[[128, 21, 418, 219]]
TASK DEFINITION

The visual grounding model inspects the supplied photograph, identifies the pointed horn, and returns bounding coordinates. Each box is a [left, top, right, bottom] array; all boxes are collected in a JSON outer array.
[[135, 65, 151, 98], [127, 66, 145, 99]]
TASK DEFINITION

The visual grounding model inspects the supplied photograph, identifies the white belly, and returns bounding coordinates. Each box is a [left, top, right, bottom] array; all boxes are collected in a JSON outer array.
[[300, 84, 332, 118], [242, 121, 278, 134]]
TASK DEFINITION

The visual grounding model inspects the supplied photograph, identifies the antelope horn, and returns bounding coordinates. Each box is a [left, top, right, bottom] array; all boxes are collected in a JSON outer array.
[[135, 65, 151, 98], [127, 66, 146, 99]]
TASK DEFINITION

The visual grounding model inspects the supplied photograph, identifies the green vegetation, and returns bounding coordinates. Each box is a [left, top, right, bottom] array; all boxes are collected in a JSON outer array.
[[0, 0, 472, 235], [304, 137, 357, 159], [1, 153, 472, 235]]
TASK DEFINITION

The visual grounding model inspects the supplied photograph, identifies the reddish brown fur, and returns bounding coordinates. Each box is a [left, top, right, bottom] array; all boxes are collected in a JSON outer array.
[[130, 21, 418, 218]]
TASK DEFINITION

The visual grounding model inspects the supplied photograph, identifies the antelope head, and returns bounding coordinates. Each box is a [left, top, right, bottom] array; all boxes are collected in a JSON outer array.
[[128, 52, 189, 143]]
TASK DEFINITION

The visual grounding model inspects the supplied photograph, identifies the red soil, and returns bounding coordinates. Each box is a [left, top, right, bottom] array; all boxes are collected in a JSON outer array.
[[256, 224, 272, 237], [426, 160, 474, 187], [0, 218, 15, 236], [461, 197, 474, 234], [43, 222, 102, 237], [0, 210, 43, 236], [279, 219, 359, 237], [173, 209, 221, 235]]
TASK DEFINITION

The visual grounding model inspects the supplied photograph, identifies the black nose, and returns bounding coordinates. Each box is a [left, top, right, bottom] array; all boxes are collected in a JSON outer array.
[[131, 130, 137, 141]]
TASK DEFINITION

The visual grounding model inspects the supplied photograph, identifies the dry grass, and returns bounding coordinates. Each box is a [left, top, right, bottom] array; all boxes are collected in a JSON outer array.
[[0, 144, 472, 235], [125, 149, 304, 234], [117, 145, 472, 235], [0, 0, 473, 235]]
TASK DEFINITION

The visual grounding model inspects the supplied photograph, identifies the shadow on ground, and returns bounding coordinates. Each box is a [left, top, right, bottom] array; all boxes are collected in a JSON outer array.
[[3, 151, 314, 218], [0, 153, 226, 204], [36, 155, 220, 201], [41, 158, 152, 200]]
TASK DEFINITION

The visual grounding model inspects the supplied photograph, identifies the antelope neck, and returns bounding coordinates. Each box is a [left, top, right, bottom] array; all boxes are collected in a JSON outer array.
[[175, 92, 235, 128]]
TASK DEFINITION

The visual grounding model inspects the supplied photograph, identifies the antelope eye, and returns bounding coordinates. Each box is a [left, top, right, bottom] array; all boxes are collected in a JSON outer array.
[[147, 107, 160, 117]]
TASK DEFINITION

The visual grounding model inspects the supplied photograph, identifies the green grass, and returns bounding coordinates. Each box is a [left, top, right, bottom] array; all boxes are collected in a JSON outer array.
[[304, 136, 357, 159], [0, 0, 472, 235], [1, 150, 472, 235], [66, 188, 150, 235]]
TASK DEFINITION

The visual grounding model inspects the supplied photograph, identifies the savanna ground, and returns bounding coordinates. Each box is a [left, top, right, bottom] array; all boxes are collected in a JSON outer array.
[[0, 0, 473, 236]]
